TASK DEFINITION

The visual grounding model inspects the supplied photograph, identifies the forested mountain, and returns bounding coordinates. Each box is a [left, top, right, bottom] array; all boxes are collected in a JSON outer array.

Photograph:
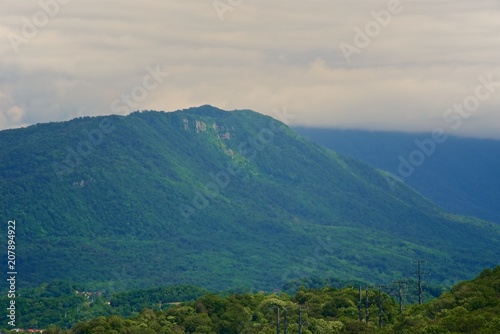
[[293, 127, 500, 223], [1, 106, 499, 292]]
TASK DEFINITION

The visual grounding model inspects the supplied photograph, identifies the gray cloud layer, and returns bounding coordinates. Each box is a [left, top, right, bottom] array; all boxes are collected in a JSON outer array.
[[1, 0, 499, 138]]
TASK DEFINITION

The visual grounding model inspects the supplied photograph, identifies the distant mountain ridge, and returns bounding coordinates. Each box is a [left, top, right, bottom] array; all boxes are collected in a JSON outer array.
[[1, 106, 499, 292], [293, 127, 500, 223]]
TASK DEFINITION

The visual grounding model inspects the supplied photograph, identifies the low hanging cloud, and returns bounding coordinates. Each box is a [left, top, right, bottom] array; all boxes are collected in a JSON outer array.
[[0, 0, 499, 138]]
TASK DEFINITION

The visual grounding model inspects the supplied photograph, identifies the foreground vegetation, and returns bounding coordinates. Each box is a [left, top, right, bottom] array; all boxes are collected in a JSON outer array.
[[0, 283, 208, 329], [4, 267, 499, 333]]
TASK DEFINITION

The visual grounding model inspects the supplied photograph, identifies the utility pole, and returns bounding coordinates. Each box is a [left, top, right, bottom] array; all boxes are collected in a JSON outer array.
[[365, 288, 369, 324], [298, 306, 304, 334], [283, 308, 288, 334], [413, 260, 429, 304], [276, 306, 280, 334], [377, 286, 386, 328], [393, 280, 407, 313], [417, 260, 424, 305], [358, 286, 363, 321]]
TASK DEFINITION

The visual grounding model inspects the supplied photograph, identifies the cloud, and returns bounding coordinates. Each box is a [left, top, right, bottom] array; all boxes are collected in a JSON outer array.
[[0, 0, 499, 138]]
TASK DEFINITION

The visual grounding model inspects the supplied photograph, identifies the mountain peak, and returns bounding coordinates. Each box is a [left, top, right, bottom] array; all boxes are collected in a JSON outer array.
[[180, 104, 231, 117]]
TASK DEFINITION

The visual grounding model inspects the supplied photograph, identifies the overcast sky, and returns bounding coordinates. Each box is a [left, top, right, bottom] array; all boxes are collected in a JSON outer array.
[[1, 0, 499, 138]]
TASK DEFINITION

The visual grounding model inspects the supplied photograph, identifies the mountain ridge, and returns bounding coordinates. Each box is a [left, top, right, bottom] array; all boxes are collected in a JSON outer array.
[[1, 106, 498, 291], [293, 127, 500, 223]]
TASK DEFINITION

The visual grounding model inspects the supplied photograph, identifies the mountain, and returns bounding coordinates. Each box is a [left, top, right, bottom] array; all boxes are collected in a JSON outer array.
[[1, 106, 499, 292], [293, 127, 500, 224]]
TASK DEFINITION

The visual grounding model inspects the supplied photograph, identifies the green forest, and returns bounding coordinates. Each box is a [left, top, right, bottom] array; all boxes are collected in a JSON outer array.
[[2, 266, 499, 333], [1, 107, 499, 292], [293, 127, 500, 224]]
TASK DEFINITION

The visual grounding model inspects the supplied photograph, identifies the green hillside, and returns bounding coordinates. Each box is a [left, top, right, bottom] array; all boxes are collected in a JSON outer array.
[[393, 266, 500, 333], [293, 127, 500, 223], [0, 106, 499, 291]]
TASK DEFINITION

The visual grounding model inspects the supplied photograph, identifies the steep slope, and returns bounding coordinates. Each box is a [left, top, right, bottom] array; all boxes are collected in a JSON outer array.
[[1, 106, 499, 291], [293, 127, 500, 223]]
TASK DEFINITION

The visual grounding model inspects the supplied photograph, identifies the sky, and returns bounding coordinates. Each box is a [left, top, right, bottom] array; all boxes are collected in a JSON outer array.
[[1, 0, 499, 138]]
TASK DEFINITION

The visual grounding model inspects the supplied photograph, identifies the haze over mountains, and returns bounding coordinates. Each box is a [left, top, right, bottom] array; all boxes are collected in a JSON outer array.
[[293, 127, 500, 224], [1, 106, 498, 292]]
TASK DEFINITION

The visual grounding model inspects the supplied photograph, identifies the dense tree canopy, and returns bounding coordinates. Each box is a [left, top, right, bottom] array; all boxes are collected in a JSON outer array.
[[5, 267, 497, 334]]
